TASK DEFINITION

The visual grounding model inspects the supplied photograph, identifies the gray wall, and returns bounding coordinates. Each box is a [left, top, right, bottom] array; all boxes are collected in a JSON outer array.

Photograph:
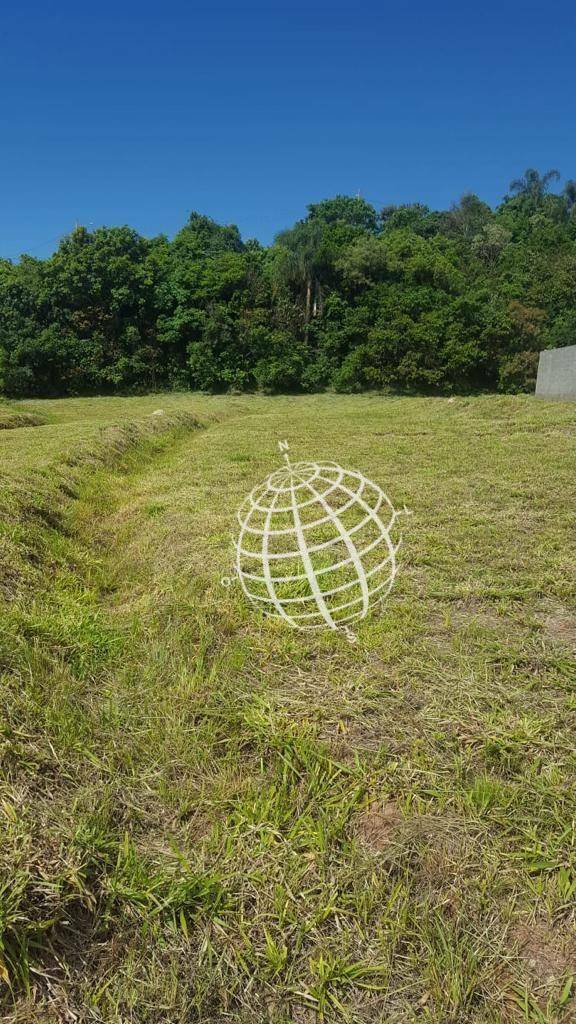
[[535, 344, 576, 399]]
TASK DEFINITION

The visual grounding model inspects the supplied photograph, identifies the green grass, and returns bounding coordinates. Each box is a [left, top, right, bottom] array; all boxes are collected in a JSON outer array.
[[1, 393, 575, 1022]]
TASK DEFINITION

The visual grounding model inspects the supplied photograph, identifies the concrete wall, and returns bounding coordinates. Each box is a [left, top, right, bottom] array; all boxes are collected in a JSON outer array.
[[535, 344, 576, 399]]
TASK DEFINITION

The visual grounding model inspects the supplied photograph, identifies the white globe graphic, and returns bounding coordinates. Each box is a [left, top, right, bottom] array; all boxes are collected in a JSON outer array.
[[234, 453, 403, 638]]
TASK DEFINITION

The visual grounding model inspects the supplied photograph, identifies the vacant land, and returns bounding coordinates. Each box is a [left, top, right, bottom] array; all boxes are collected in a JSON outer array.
[[1, 393, 575, 1023]]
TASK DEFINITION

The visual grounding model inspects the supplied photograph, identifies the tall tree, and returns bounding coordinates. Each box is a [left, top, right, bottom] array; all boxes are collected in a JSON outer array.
[[509, 167, 560, 203]]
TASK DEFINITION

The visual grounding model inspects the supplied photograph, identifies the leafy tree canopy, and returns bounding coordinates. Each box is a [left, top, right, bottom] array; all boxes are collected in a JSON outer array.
[[1, 168, 575, 397]]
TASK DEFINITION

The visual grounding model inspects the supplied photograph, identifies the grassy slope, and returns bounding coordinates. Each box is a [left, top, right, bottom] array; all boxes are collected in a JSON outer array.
[[1, 394, 575, 1023]]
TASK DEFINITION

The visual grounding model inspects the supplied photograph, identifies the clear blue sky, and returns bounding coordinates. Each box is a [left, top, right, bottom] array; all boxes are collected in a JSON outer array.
[[1, 0, 574, 258]]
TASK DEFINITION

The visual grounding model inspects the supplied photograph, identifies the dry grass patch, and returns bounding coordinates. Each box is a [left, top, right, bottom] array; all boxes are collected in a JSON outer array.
[[0, 412, 45, 430]]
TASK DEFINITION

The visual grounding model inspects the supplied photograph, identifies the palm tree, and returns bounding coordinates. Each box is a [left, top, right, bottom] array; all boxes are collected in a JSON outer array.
[[273, 220, 325, 325], [563, 180, 576, 213], [509, 168, 560, 203]]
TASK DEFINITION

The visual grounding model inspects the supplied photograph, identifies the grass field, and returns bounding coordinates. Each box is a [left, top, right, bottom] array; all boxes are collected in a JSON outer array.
[[1, 393, 575, 1023]]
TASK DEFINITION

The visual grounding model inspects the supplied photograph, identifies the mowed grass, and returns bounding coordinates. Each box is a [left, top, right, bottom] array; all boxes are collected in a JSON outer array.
[[0, 393, 262, 477], [1, 393, 575, 1023]]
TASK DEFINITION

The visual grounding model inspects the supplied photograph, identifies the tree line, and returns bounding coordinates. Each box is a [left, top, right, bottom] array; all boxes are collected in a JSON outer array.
[[1, 168, 575, 397]]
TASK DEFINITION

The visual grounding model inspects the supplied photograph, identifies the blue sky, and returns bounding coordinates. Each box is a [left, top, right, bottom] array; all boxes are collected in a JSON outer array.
[[1, 0, 574, 258]]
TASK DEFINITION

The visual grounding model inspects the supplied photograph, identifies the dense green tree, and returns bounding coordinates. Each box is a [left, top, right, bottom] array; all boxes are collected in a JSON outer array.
[[1, 169, 574, 398], [307, 195, 379, 233], [440, 194, 493, 240], [380, 203, 439, 236]]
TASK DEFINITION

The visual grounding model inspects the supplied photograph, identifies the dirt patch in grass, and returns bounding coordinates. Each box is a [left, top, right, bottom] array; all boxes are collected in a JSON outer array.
[[512, 916, 576, 988], [537, 599, 576, 653], [356, 804, 485, 862], [428, 596, 510, 642], [355, 801, 403, 849], [451, 595, 506, 629]]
